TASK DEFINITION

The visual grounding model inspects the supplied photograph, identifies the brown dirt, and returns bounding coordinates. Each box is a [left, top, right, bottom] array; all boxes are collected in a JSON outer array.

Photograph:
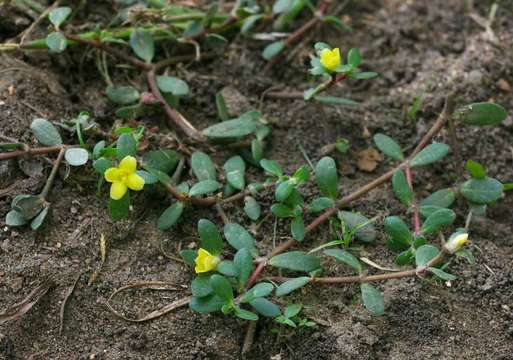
[[1, 1, 513, 359]]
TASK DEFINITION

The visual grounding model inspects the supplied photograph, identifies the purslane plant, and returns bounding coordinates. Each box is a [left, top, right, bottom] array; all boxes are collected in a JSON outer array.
[[1, 1, 512, 354]]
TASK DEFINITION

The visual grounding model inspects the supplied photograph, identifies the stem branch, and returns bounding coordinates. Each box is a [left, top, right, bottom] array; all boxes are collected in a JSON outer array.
[[270, 252, 445, 285], [40, 147, 65, 199]]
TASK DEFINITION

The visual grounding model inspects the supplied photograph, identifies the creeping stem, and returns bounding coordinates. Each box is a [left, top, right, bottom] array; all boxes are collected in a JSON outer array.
[[40, 147, 66, 200], [269, 252, 445, 285], [405, 165, 421, 235]]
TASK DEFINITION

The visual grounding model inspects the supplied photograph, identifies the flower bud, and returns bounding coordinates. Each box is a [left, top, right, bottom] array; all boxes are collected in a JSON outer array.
[[444, 232, 469, 254]]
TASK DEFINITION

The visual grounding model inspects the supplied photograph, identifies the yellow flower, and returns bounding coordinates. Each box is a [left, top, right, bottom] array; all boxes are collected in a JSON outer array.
[[104, 156, 145, 200], [195, 248, 220, 273], [444, 232, 469, 254], [320, 48, 341, 71]]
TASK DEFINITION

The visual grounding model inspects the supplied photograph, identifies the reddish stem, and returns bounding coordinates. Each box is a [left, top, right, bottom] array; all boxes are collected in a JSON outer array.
[[0, 145, 65, 160], [246, 261, 267, 289], [405, 166, 421, 234], [265, 1, 331, 71], [146, 69, 205, 142], [269, 252, 445, 285], [65, 34, 152, 70]]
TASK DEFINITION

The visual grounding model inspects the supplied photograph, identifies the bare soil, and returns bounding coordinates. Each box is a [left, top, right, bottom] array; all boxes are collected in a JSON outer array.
[[1, 1, 513, 359]]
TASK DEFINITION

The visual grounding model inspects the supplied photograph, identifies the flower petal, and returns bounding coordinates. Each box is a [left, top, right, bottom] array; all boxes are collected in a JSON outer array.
[[126, 173, 145, 191], [195, 248, 217, 273], [110, 181, 127, 200], [104, 167, 120, 183], [118, 156, 137, 174]]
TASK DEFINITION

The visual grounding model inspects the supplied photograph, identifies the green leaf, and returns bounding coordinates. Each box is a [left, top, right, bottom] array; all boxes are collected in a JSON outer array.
[[241, 14, 264, 34], [455, 102, 507, 126], [360, 284, 384, 316], [157, 202, 184, 230], [262, 41, 284, 60], [115, 104, 144, 119], [392, 169, 412, 205], [275, 180, 295, 202], [191, 151, 216, 181], [269, 251, 320, 272], [183, 20, 204, 38], [420, 188, 456, 209], [28, 209, 46, 229], [250, 298, 281, 317], [347, 48, 361, 67], [428, 267, 457, 281], [338, 211, 377, 243], [180, 249, 197, 267], [93, 158, 112, 175], [323, 249, 362, 273], [273, 0, 305, 30], [223, 223, 256, 252], [234, 307, 258, 321], [503, 183, 513, 191], [209, 274, 233, 302], [244, 196, 261, 221], [191, 275, 213, 297], [156, 76, 189, 96], [129, 28, 154, 62], [48, 7, 71, 28], [284, 303, 302, 318], [455, 248, 475, 265], [315, 156, 338, 199], [234, 248, 253, 288], [143, 150, 179, 174], [410, 143, 449, 167], [215, 91, 230, 120], [373, 133, 403, 161], [419, 205, 442, 219], [189, 180, 221, 197], [460, 177, 503, 204], [273, 0, 294, 13], [65, 148, 88, 166], [223, 156, 246, 190], [271, 204, 294, 218], [116, 133, 136, 160], [292, 165, 310, 183], [93, 140, 105, 159], [291, 217, 305, 242], [384, 216, 412, 252], [197, 219, 224, 255], [189, 294, 225, 313], [11, 194, 44, 219], [30, 118, 62, 146], [421, 208, 455, 234], [260, 159, 282, 177], [309, 197, 334, 213], [465, 160, 486, 179], [394, 249, 414, 266], [415, 244, 440, 268], [46, 31, 68, 52], [6, 210, 29, 226], [276, 276, 311, 296], [106, 86, 140, 105], [30, 207, 50, 230], [240, 283, 274, 303], [108, 192, 130, 220], [217, 261, 237, 277], [202, 112, 258, 139], [352, 71, 378, 80]]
